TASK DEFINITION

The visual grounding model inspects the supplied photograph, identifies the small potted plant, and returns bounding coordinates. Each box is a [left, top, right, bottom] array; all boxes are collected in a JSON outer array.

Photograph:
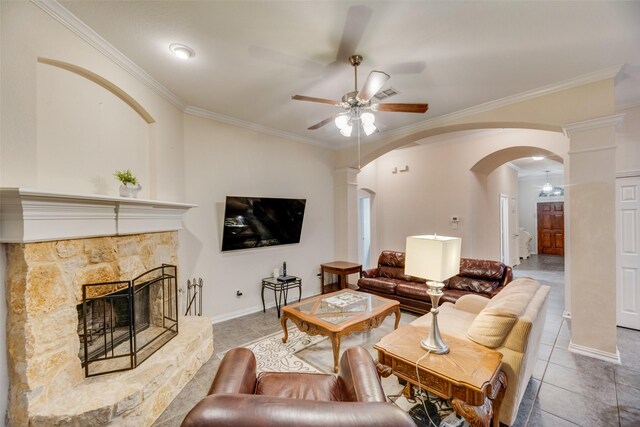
[[114, 169, 142, 198]]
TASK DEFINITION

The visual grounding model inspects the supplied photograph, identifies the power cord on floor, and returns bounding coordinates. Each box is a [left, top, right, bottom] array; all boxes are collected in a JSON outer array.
[[416, 349, 439, 427]]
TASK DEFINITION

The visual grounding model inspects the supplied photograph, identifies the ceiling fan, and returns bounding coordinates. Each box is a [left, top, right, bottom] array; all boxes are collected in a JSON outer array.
[[291, 54, 429, 136]]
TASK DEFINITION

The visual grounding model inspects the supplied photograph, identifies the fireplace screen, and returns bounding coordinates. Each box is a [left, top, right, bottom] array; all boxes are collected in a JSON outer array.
[[78, 265, 179, 377]]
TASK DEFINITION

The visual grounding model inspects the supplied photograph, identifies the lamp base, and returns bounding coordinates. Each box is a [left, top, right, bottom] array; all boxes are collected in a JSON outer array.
[[420, 338, 450, 354], [421, 281, 449, 354]]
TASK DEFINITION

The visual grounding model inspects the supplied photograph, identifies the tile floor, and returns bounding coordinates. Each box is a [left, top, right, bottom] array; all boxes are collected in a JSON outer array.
[[153, 255, 640, 427]]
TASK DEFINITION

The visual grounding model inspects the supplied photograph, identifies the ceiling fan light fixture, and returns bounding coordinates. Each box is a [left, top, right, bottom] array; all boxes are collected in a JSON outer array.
[[335, 114, 350, 129], [363, 123, 376, 136], [170, 43, 195, 60], [360, 111, 375, 126], [340, 125, 353, 137]]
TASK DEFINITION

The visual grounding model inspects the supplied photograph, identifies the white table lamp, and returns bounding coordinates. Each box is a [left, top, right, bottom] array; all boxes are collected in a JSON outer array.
[[405, 235, 462, 354]]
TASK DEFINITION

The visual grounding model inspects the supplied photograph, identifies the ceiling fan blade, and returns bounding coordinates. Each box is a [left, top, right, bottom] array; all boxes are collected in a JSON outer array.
[[308, 115, 338, 130], [291, 95, 341, 106], [335, 5, 373, 63], [356, 71, 390, 104], [371, 103, 429, 113]]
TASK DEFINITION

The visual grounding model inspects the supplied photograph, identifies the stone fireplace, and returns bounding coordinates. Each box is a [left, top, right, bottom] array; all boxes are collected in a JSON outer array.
[[1, 188, 213, 426]]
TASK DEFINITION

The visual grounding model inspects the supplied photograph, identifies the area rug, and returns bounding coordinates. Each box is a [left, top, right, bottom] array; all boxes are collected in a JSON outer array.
[[217, 328, 467, 427]]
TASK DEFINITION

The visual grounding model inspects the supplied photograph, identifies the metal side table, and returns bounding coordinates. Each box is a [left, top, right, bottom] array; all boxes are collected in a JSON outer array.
[[261, 275, 302, 318]]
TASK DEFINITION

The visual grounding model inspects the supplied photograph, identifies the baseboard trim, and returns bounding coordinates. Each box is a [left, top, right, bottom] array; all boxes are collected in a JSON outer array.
[[568, 341, 621, 364], [562, 311, 571, 319], [209, 291, 323, 324]]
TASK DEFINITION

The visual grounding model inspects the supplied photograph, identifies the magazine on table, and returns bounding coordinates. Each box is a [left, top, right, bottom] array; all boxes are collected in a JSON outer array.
[[323, 292, 367, 310]]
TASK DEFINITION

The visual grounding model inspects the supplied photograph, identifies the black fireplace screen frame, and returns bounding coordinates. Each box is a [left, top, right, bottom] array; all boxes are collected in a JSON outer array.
[[80, 264, 179, 377]]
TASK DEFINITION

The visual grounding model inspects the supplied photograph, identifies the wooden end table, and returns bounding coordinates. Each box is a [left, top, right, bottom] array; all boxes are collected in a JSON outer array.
[[320, 261, 362, 293], [374, 324, 507, 427], [281, 289, 400, 373]]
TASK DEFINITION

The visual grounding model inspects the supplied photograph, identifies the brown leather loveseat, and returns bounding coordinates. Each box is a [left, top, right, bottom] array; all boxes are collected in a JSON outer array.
[[181, 346, 415, 427], [357, 250, 513, 314]]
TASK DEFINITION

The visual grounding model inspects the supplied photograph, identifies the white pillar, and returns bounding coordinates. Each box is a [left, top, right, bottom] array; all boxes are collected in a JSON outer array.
[[333, 167, 359, 262], [563, 114, 624, 363]]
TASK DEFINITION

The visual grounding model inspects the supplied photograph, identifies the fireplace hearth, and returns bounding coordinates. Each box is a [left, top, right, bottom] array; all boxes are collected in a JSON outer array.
[[78, 265, 179, 377]]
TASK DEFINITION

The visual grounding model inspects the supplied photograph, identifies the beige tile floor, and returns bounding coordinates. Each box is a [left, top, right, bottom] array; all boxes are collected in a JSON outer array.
[[153, 255, 640, 427]]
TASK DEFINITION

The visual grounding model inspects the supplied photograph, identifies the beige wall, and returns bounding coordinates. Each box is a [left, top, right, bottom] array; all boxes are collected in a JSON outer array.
[[358, 129, 567, 264], [181, 114, 335, 321], [616, 106, 640, 174]]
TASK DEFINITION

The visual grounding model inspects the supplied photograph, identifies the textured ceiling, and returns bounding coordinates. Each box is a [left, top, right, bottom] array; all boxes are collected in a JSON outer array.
[[59, 1, 640, 148]]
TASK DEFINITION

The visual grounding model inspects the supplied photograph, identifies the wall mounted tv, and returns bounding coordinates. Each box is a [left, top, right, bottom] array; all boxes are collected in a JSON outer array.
[[221, 196, 306, 251]]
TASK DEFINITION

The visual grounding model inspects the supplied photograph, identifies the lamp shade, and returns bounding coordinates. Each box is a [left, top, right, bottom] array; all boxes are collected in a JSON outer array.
[[405, 235, 462, 282]]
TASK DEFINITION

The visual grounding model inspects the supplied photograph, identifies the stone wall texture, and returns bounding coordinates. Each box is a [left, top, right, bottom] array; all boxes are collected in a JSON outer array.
[[5, 232, 183, 426]]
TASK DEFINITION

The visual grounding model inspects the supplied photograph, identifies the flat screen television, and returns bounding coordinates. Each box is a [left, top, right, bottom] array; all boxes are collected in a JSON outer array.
[[221, 196, 306, 251]]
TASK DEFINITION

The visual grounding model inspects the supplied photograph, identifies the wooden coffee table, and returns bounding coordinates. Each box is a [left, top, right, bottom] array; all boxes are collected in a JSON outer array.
[[374, 323, 507, 427], [281, 289, 400, 373]]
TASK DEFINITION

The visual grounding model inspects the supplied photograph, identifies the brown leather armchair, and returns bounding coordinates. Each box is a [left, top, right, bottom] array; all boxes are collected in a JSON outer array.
[[181, 346, 415, 427]]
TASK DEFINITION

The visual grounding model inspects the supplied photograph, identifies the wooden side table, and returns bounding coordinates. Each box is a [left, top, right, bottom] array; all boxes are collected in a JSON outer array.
[[320, 261, 362, 294], [374, 324, 507, 427]]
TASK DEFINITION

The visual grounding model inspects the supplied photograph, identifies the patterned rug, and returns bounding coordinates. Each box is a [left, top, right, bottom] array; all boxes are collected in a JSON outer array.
[[216, 328, 467, 427], [216, 328, 325, 373]]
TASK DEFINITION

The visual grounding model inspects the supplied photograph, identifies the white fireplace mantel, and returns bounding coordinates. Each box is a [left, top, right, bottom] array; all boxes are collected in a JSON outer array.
[[0, 188, 197, 243]]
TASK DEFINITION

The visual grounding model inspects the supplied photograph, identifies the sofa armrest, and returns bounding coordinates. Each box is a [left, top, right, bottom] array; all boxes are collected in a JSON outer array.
[[338, 346, 386, 402], [500, 265, 513, 287], [360, 268, 380, 279], [454, 294, 490, 314], [208, 347, 257, 395], [181, 395, 416, 427]]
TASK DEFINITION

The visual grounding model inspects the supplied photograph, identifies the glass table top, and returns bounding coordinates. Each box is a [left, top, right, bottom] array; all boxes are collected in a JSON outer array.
[[288, 291, 392, 326]]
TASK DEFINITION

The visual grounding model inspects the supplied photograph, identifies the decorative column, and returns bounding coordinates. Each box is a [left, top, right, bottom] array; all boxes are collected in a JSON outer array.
[[333, 168, 360, 262], [563, 114, 624, 363]]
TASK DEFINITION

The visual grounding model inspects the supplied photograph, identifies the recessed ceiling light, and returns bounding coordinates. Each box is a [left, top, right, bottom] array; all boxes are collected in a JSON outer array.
[[531, 156, 544, 161], [169, 43, 195, 60]]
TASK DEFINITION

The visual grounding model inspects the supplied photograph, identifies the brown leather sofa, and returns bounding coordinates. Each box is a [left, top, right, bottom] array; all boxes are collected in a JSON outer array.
[[357, 250, 513, 314], [181, 346, 415, 427]]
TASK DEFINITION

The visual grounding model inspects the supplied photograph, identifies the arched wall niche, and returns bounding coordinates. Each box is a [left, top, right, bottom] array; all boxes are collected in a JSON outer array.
[[36, 57, 153, 196], [38, 57, 155, 123]]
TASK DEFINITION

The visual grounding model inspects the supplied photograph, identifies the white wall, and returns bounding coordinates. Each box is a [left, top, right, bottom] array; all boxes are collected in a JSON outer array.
[[358, 129, 566, 264], [181, 114, 335, 322], [518, 172, 564, 254], [1, 1, 184, 200]]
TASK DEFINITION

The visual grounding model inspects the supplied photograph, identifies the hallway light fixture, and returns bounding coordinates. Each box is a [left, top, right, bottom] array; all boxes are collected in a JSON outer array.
[[542, 171, 553, 193]]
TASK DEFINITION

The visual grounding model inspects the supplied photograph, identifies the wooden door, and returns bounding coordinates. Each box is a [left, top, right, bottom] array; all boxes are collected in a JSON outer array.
[[537, 202, 564, 256]]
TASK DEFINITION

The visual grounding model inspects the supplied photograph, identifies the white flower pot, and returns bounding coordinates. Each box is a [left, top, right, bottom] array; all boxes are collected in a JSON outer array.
[[119, 183, 142, 198]]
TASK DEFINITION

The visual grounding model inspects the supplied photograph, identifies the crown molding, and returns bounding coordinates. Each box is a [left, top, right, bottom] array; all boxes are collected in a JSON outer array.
[[506, 162, 521, 172], [183, 106, 330, 149], [375, 65, 623, 145], [563, 113, 625, 135], [31, 0, 187, 111]]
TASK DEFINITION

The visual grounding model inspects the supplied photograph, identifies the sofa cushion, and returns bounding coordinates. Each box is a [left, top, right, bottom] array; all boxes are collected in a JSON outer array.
[[440, 288, 486, 305], [378, 250, 405, 268], [395, 282, 430, 302], [446, 276, 500, 296], [357, 277, 398, 295], [459, 258, 505, 280], [256, 372, 341, 401], [466, 279, 539, 348]]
